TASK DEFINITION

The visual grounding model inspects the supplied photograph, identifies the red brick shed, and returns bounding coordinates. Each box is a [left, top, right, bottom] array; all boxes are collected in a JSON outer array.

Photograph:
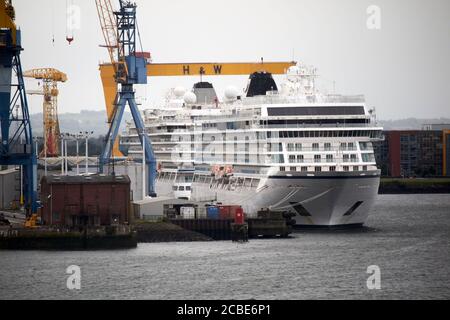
[[40, 175, 131, 226]]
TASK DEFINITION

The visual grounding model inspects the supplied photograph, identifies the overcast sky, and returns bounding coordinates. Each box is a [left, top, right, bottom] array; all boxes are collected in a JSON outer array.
[[14, 0, 450, 120]]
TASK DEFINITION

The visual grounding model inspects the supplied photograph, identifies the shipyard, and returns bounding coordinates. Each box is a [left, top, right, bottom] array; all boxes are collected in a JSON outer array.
[[0, 0, 449, 304]]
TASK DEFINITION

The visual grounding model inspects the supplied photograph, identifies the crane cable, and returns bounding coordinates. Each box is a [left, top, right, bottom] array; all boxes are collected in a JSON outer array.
[[65, 0, 74, 44], [136, 18, 144, 54], [51, 0, 55, 46]]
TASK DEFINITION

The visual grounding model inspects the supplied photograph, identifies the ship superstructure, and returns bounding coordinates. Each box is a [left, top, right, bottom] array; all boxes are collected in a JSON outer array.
[[121, 64, 383, 226]]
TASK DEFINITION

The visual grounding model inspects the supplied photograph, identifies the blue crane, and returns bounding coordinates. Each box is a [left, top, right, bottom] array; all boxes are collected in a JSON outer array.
[[97, 0, 157, 197], [0, 0, 38, 214]]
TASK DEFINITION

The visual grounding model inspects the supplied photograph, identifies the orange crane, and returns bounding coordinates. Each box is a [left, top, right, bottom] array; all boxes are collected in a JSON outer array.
[[24, 68, 67, 158]]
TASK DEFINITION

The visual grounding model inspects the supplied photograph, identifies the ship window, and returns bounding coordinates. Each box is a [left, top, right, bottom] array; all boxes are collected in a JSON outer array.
[[312, 143, 319, 151], [343, 166, 350, 172], [295, 143, 302, 151], [287, 143, 294, 152], [362, 153, 375, 162], [315, 167, 322, 172], [360, 142, 372, 151], [289, 155, 296, 163], [326, 155, 334, 162], [301, 167, 308, 172], [363, 166, 368, 171], [324, 143, 331, 151], [330, 166, 336, 172], [314, 155, 321, 163], [172, 186, 178, 191], [267, 106, 365, 116], [348, 142, 355, 150], [179, 186, 185, 191], [350, 154, 358, 162], [353, 166, 359, 172], [280, 167, 286, 172], [186, 186, 191, 191], [290, 167, 296, 172], [297, 155, 304, 163], [271, 155, 284, 163], [343, 154, 350, 161]]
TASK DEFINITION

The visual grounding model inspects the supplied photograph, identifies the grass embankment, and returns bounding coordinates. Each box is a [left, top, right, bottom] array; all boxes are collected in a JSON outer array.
[[379, 178, 450, 194]]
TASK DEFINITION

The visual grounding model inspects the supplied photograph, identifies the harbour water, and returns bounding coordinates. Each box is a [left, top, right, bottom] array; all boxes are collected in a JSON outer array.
[[0, 194, 449, 300]]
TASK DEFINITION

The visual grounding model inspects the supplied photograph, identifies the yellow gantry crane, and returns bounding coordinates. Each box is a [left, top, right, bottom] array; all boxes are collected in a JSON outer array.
[[24, 68, 67, 158], [99, 61, 296, 157], [96, 0, 296, 158]]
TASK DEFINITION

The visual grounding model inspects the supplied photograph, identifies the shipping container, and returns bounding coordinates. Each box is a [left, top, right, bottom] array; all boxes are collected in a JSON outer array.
[[197, 206, 207, 219], [219, 205, 242, 220], [234, 207, 245, 224], [181, 206, 195, 219], [218, 206, 230, 219], [207, 206, 220, 219]]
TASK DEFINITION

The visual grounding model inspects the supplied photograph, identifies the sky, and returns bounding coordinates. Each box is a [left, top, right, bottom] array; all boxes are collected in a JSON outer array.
[[13, 0, 450, 120]]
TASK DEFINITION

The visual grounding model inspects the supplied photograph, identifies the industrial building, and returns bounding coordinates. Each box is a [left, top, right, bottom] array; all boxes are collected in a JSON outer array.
[[133, 196, 191, 221], [40, 174, 131, 226], [0, 168, 20, 210], [374, 126, 450, 177], [444, 130, 450, 177]]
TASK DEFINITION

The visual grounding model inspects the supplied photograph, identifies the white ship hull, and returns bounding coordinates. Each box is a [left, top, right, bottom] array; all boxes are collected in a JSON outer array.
[[156, 171, 380, 227]]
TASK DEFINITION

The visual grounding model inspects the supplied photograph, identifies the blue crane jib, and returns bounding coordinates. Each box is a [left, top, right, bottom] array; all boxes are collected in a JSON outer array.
[[99, 0, 156, 197]]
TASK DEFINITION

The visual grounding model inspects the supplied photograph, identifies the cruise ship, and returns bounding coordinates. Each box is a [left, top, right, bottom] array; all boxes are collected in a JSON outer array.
[[121, 64, 384, 227]]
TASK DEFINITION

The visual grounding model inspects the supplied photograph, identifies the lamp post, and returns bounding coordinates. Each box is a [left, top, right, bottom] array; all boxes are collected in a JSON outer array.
[[80, 131, 94, 175], [33, 137, 39, 158], [75, 134, 81, 175], [64, 134, 69, 175], [60, 133, 65, 175]]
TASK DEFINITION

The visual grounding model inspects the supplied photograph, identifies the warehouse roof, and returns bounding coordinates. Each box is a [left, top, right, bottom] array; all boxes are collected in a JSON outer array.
[[0, 168, 18, 176], [42, 174, 131, 185]]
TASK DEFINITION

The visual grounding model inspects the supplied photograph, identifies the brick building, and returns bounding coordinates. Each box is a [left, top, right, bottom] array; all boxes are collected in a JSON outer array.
[[374, 128, 449, 177]]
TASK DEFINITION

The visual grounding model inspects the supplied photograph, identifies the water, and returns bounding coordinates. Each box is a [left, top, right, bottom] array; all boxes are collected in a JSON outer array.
[[1, 194, 449, 300]]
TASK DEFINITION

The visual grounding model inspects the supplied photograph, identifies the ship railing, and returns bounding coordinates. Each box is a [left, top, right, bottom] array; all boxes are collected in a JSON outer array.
[[241, 94, 365, 105], [256, 122, 376, 129]]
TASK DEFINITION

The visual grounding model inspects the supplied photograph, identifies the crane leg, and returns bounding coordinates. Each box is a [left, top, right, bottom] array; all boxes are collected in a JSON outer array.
[[128, 96, 156, 197], [99, 94, 126, 172]]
